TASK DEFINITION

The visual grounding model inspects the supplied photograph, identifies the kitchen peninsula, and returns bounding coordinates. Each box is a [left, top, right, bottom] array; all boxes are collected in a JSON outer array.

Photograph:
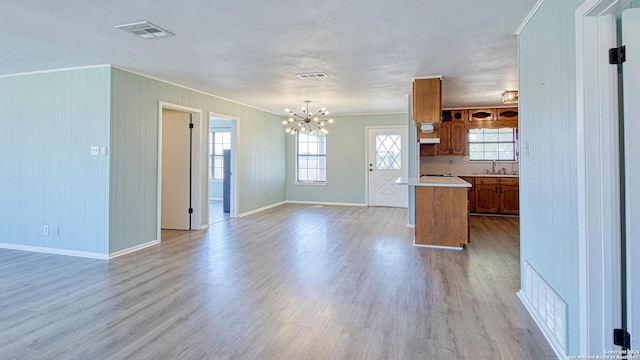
[[396, 176, 472, 250]]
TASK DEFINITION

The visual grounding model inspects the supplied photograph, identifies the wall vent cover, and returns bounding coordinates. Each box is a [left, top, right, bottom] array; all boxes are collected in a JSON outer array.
[[115, 21, 174, 39], [296, 72, 328, 79]]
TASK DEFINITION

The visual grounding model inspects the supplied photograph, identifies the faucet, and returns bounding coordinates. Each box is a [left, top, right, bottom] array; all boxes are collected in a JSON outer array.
[[492, 160, 496, 174]]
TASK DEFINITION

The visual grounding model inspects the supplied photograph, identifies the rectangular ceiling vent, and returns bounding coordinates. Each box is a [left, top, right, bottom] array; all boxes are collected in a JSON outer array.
[[115, 21, 174, 39], [296, 72, 328, 79]]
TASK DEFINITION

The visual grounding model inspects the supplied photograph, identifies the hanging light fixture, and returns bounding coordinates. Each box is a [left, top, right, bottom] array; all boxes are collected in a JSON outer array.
[[282, 100, 333, 134]]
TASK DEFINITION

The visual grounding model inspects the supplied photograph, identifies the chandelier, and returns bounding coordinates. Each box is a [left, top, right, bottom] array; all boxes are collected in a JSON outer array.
[[282, 100, 333, 134]]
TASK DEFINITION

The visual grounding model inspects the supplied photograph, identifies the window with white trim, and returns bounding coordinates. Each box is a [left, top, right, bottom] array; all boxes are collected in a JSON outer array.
[[296, 131, 326, 182], [468, 128, 517, 161], [209, 131, 231, 180]]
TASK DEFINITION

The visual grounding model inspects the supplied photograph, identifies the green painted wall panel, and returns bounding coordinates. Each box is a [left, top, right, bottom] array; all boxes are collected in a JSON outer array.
[[0, 67, 111, 254], [285, 113, 407, 204], [109, 68, 286, 252]]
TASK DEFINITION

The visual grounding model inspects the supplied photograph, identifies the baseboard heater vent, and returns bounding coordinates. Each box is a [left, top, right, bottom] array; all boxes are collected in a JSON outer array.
[[521, 262, 567, 355]]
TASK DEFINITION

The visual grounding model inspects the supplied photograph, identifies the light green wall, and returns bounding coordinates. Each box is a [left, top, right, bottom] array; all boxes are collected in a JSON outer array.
[[518, 0, 583, 354], [110, 68, 286, 252], [285, 113, 407, 204], [0, 67, 111, 255]]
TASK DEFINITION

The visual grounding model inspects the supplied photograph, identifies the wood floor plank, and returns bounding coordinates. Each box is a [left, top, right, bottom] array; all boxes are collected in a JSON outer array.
[[0, 204, 556, 359]]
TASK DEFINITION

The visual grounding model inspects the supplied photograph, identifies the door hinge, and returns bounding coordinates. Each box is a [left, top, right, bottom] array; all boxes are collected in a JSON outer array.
[[189, 123, 194, 129], [609, 46, 626, 64], [613, 328, 631, 349], [188, 208, 193, 214]]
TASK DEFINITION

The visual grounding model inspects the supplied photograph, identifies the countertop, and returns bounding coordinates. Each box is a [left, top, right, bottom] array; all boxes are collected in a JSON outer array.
[[395, 176, 472, 188], [454, 173, 519, 178]]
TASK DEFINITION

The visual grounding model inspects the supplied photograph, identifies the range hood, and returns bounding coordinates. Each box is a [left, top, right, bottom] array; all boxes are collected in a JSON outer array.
[[419, 137, 440, 144]]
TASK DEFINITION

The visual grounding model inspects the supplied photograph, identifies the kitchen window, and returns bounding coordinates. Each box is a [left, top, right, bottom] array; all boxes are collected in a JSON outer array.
[[296, 131, 326, 183], [468, 128, 516, 161], [209, 131, 231, 180]]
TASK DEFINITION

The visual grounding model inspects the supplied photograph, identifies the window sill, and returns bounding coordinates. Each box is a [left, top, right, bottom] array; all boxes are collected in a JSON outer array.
[[294, 181, 327, 186]]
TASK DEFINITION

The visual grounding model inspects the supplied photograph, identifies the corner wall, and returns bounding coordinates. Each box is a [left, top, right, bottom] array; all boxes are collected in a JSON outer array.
[[109, 68, 286, 253], [518, 0, 584, 355], [0, 67, 111, 256]]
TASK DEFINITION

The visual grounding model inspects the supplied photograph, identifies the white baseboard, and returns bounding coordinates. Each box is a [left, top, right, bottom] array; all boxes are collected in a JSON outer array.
[[239, 201, 287, 217], [285, 200, 367, 207], [108, 240, 160, 259], [0, 239, 161, 260], [412, 243, 463, 251], [209, 198, 223, 201], [0, 243, 109, 259], [517, 291, 565, 360], [407, 222, 415, 228]]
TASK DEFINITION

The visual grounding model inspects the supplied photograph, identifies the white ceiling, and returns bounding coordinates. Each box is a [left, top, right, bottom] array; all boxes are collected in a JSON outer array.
[[0, 0, 535, 115]]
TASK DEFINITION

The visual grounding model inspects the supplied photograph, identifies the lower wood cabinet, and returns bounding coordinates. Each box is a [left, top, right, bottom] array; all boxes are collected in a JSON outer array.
[[472, 177, 519, 215], [458, 176, 475, 213]]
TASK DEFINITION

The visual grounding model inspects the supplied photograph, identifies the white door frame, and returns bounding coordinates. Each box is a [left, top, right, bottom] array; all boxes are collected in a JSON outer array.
[[209, 112, 239, 219], [157, 102, 204, 240], [575, 0, 630, 353], [365, 125, 409, 207]]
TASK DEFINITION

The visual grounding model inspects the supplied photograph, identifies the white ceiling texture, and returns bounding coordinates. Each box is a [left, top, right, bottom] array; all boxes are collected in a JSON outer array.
[[0, 0, 536, 115]]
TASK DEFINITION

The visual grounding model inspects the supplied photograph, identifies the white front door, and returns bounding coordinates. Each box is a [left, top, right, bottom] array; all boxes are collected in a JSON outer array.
[[623, 7, 640, 350], [367, 127, 408, 207]]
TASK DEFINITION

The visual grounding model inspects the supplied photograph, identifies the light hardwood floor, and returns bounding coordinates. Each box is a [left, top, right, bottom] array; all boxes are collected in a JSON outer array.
[[0, 204, 556, 359]]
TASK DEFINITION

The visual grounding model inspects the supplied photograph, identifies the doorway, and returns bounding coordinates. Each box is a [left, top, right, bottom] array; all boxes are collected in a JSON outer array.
[[157, 103, 203, 239], [208, 113, 238, 224], [366, 126, 409, 207], [576, 0, 638, 352]]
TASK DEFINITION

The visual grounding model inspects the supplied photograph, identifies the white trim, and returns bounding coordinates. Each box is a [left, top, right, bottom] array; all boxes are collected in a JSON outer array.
[[406, 223, 415, 228], [575, 0, 625, 354], [286, 200, 367, 207], [412, 242, 463, 251], [411, 75, 442, 80], [114, 66, 280, 116], [517, 292, 565, 360], [0, 64, 111, 78], [108, 240, 160, 259], [294, 182, 327, 186], [208, 112, 240, 219], [239, 201, 287, 217], [0, 243, 109, 260], [515, 0, 545, 35], [158, 102, 204, 240], [200, 225, 209, 230], [209, 197, 223, 201]]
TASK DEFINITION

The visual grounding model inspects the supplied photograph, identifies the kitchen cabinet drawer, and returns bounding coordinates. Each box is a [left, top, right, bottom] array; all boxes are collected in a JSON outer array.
[[475, 177, 500, 185], [499, 177, 519, 186]]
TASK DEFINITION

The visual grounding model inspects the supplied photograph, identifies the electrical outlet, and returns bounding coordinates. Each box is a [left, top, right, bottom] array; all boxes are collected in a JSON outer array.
[[270, 192, 273, 199], [90, 146, 100, 156], [43, 225, 49, 235]]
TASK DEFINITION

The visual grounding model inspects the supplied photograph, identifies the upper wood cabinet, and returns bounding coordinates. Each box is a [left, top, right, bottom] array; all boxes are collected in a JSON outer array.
[[413, 78, 442, 136], [467, 107, 518, 129], [496, 107, 518, 122], [468, 109, 495, 122], [443, 109, 467, 122], [436, 121, 466, 156]]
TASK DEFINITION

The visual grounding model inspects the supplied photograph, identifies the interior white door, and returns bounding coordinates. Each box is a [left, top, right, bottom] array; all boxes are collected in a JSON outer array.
[[622, 7, 640, 350], [367, 127, 408, 207], [162, 111, 191, 230]]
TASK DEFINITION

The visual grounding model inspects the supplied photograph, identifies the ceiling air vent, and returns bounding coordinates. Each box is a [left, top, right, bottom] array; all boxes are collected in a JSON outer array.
[[115, 21, 174, 39], [296, 72, 328, 79]]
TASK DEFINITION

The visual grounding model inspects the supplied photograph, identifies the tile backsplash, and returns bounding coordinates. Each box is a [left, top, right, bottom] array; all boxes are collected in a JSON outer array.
[[420, 156, 519, 175]]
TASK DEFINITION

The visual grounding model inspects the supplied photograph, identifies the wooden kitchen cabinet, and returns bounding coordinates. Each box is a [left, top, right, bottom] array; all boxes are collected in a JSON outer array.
[[499, 177, 520, 215], [475, 178, 501, 213], [436, 121, 466, 156], [468, 109, 495, 122], [496, 107, 518, 122], [473, 177, 519, 214], [459, 176, 475, 213], [413, 78, 442, 125]]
